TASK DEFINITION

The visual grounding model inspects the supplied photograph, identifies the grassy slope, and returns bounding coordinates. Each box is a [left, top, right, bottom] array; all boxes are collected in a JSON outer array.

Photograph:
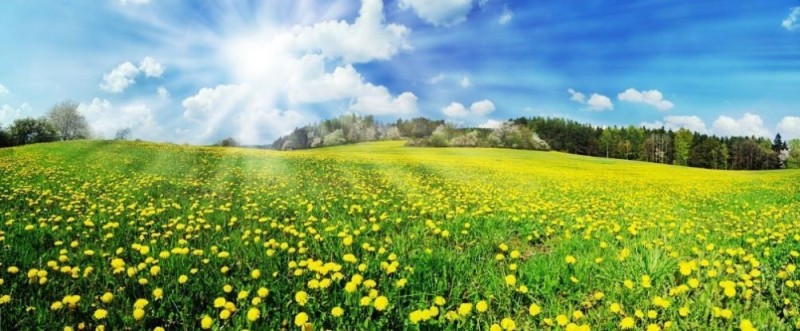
[[1, 140, 799, 330]]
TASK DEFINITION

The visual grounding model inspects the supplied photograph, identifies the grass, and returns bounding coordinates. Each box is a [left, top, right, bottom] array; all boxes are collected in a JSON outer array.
[[0, 140, 799, 330]]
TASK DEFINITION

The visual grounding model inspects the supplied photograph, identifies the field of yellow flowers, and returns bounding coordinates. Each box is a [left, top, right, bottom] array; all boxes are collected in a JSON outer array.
[[1, 140, 799, 330]]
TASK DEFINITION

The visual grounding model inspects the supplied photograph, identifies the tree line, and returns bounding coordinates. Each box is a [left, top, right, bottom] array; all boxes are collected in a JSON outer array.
[[0, 101, 135, 148], [513, 117, 796, 170], [270, 115, 550, 151], [272, 114, 799, 170]]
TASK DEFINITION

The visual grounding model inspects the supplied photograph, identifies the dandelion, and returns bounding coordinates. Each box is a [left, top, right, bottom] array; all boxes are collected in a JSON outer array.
[[374, 296, 389, 311], [133, 308, 145, 320], [246, 308, 260, 322], [294, 312, 309, 327], [331, 306, 344, 317], [500, 317, 516, 330], [93, 309, 108, 320], [200, 315, 213, 329], [620, 317, 635, 329], [476, 300, 489, 313]]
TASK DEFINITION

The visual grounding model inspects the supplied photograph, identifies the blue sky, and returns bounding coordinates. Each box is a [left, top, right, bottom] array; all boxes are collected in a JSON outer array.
[[1, 0, 799, 144]]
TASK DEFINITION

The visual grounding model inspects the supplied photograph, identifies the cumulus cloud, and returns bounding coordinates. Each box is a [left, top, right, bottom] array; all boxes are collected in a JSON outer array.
[[442, 99, 495, 118], [204, 0, 416, 143], [479, 119, 504, 129], [568, 88, 612, 111], [139, 57, 164, 78], [587, 93, 613, 111], [777, 116, 800, 139], [498, 6, 513, 25], [157, 86, 170, 100], [285, 0, 410, 64], [0, 103, 32, 124], [100, 57, 164, 93], [78, 98, 161, 140], [617, 88, 674, 111], [442, 102, 468, 117], [567, 88, 585, 103], [712, 112, 769, 137], [470, 99, 495, 115], [783, 7, 800, 31], [641, 115, 707, 133], [100, 62, 139, 93], [399, 0, 473, 27], [181, 84, 311, 144], [0, 84, 8, 96], [350, 90, 418, 116]]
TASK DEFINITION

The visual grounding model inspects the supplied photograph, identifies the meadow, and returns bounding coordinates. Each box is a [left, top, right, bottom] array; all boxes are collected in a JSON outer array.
[[0, 140, 799, 330]]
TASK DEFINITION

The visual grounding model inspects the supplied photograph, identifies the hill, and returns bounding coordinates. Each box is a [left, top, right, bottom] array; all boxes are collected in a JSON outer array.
[[0, 141, 799, 330]]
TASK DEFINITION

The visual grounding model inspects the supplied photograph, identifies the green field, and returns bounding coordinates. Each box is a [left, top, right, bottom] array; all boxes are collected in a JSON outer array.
[[1, 140, 799, 330]]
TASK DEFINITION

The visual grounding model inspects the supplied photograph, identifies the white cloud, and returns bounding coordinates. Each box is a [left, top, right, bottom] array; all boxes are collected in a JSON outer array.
[[100, 62, 139, 93], [442, 99, 495, 118], [0, 84, 8, 96], [157, 86, 170, 100], [442, 102, 468, 117], [399, 0, 473, 27], [428, 73, 445, 84], [567, 88, 585, 103], [617, 88, 674, 111], [286, 0, 410, 64], [587, 93, 613, 111], [138, 57, 164, 78], [640, 115, 707, 133], [100, 57, 164, 93], [479, 119, 504, 129], [777, 116, 800, 139], [712, 112, 769, 137], [350, 89, 418, 116], [206, 0, 415, 142], [287, 64, 418, 116], [460, 76, 471, 88], [181, 84, 312, 144], [783, 7, 800, 31], [78, 98, 161, 140], [498, 6, 513, 25], [470, 99, 495, 115], [119, 0, 150, 5], [0, 103, 32, 124]]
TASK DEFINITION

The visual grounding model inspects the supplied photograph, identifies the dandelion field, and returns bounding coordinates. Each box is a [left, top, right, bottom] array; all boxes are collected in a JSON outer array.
[[1, 140, 799, 330]]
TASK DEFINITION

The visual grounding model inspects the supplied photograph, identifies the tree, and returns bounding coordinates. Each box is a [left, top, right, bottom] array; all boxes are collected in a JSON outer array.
[[217, 137, 239, 147], [47, 100, 90, 141], [787, 139, 800, 169], [673, 129, 693, 166], [0, 125, 11, 147], [115, 128, 132, 140], [600, 129, 613, 158], [772, 133, 788, 169], [9, 117, 58, 145]]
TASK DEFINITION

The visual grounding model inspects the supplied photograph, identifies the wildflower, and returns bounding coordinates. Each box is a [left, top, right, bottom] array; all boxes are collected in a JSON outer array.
[[500, 317, 516, 330], [620, 317, 635, 329], [476, 300, 489, 313], [246, 308, 260, 322], [374, 296, 389, 311], [200, 315, 213, 329], [133, 308, 145, 320], [294, 312, 309, 326], [93, 309, 108, 320]]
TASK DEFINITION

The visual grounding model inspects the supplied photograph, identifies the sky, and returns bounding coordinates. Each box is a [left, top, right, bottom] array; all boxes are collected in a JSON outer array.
[[1, 0, 799, 145]]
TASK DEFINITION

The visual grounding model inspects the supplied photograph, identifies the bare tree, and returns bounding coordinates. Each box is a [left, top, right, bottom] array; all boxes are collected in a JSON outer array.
[[47, 101, 90, 141], [115, 128, 132, 140]]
